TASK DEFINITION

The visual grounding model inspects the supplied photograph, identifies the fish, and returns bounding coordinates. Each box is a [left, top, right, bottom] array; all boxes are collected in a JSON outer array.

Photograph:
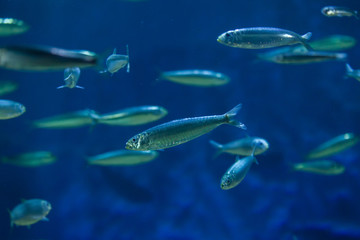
[[0, 18, 29, 37], [321, 6, 359, 19], [259, 51, 347, 64], [293, 160, 345, 175], [2, 151, 56, 167], [0, 80, 18, 96], [159, 70, 230, 87], [87, 150, 159, 166], [101, 45, 130, 74], [345, 63, 360, 82], [57, 67, 83, 89], [0, 45, 97, 71], [32, 109, 99, 129], [94, 105, 168, 126], [125, 104, 246, 151], [307, 133, 359, 159], [0, 99, 26, 119], [9, 199, 51, 227], [217, 27, 313, 51], [210, 136, 269, 158]]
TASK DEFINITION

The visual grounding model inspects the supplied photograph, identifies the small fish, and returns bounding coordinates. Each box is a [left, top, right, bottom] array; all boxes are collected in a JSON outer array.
[[217, 27, 313, 51], [126, 104, 246, 151], [33, 109, 98, 129], [94, 105, 168, 126], [57, 67, 83, 89], [260, 51, 347, 64], [210, 137, 269, 158], [159, 70, 230, 87], [2, 151, 56, 167], [9, 199, 51, 227], [0, 18, 29, 37], [0, 99, 26, 119], [101, 45, 130, 74], [0, 80, 18, 96], [307, 133, 359, 159], [321, 6, 359, 19], [0, 45, 97, 71], [345, 63, 360, 82], [293, 160, 345, 175], [87, 150, 159, 166]]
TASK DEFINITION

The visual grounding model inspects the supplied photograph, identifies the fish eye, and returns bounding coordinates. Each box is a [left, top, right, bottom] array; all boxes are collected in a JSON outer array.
[[132, 138, 136, 142], [225, 33, 230, 37]]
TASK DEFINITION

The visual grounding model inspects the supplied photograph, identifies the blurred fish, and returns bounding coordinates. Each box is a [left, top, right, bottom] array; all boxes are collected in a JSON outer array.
[[293, 160, 345, 175], [345, 63, 360, 82], [87, 150, 159, 166], [126, 104, 246, 151], [217, 27, 313, 50], [321, 6, 359, 19], [94, 105, 168, 126], [9, 199, 51, 227], [0, 99, 25, 119], [0, 80, 18, 96], [0, 18, 29, 36], [210, 136, 269, 158], [2, 151, 56, 167], [307, 133, 359, 159], [259, 51, 347, 64], [101, 45, 129, 74], [33, 109, 98, 129], [159, 70, 230, 87], [57, 67, 83, 89], [0, 45, 97, 71]]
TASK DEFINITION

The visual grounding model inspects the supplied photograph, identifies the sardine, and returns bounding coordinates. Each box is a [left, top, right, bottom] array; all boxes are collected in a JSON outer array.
[[9, 199, 51, 227], [321, 6, 359, 19], [0, 18, 29, 37], [2, 151, 56, 167], [58, 67, 83, 89], [87, 150, 159, 166], [261, 51, 347, 64], [293, 160, 345, 175], [0, 99, 26, 119], [0, 80, 18, 96]]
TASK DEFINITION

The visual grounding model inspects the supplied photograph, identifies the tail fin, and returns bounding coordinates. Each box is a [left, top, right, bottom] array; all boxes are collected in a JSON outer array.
[[224, 104, 247, 130], [355, 10, 359, 20], [346, 63, 353, 73], [126, 45, 130, 73], [57, 85, 66, 89], [300, 32, 314, 51], [209, 140, 224, 159]]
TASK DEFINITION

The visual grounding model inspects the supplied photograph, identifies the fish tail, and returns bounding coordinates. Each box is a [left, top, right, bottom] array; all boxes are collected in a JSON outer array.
[[346, 63, 353, 73], [224, 104, 247, 130], [300, 32, 314, 51], [209, 140, 224, 159], [355, 10, 360, 20], [56, 85, 66, 89]]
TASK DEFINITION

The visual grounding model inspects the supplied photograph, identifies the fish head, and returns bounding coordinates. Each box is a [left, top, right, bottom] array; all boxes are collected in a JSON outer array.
[[220, 173, 235, 190], [125, 133, 149, 150], [321, 6, 336, 16], [41, 200, 52, 215], [217, 31, 236, 46], [106, 55, 128, 73], [17, 103, 26, 114], [252, 138, 269, 154]]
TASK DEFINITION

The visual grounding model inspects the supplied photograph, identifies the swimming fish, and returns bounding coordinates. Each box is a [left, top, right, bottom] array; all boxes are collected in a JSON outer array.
[[159, 70, 230, 87], [0, 80, 18, 96], [125, 104, 246, 151], [0, 99, 26, 119], [0, 45, 97, 71], [0, 18, 29, 36], [87, 150, 159, 166], [2, 151, 56, 167], [102, 45, 130, 74], [210, 136, 269, 158], [307, 133, 359, 159], [94, 105, 168, 126], [293, 160, 345, 175], [9, 199, 51, 227], [32, 109, 98, 129], [321, 6, 359, 19], [345, 63, 360, 82], [57, 67, 83, 89], [217, 27, 313, 51], [259, 51, 347, 64]]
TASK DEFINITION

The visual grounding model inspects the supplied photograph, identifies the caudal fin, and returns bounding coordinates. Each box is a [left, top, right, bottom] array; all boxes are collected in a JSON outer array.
[[346, 63, 353, 73], [224, 104, 247, 130], [300, 32, 314, 51], [209, 140, 224, 159]]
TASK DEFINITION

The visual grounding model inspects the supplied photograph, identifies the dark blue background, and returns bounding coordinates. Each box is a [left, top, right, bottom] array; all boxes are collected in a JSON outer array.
[[1, 0, 360, 239]]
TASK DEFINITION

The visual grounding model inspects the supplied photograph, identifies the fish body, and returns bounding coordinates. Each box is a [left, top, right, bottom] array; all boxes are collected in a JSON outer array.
[[210, 137, 269, 158], [345, 63, 360, 82], [307, 133, 359, 159], [160, 70, 230, 87], [0, 18, 29, 36], [0, 99, 25, 119], [2, 151, 56, 167], [125, 104, 246, 151], [95, 106, 168, 126], [217, 27, 313, 50], [87, 150, 159, 166], [104, 46, 129, 74], [33, 109, 98, 129], [0, 80, 18, 96], [293, 160, 345, 175], [58, 67, 83, 89], [0, 45, 97, 71], [321, 6, 359, 19], [10, 199, 51, 227], [262, 51, 347, 64]]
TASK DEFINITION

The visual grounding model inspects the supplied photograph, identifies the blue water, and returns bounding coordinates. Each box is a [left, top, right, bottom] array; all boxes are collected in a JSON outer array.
[[1, 0, 360, 239]]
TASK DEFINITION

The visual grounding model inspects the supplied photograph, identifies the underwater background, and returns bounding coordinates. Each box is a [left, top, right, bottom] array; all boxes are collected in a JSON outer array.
[[1, 0, 360, 239]]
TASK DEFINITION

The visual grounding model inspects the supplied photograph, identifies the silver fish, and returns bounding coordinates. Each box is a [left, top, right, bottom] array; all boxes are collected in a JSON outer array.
[[102, 45, 129, 74], [0, 99, 26, 119], [293, 160, 345, 175], [57, 67, 83, 89], [9, 199, 51, 227], [0, 18, 29, 37], [125, 104, 246, 151], [0, 80, 18, 96], [321, 6, 359, 19], [217, 27, 313, 50], [345, 63, 360, 82], [260, 51, 347, 64], [160, 70, 230, 87], [2, 151, 56, 167], [87, 150, 159, 166], [0, 45, 97, 71]]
